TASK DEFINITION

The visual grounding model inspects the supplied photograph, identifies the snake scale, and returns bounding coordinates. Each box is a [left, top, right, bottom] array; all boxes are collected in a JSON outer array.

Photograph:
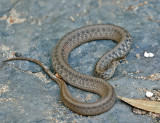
[[3, 24, 132, 116]]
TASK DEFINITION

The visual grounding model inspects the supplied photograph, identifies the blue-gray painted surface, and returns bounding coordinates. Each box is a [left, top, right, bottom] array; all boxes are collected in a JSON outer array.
[[0, 0, 160, 122]]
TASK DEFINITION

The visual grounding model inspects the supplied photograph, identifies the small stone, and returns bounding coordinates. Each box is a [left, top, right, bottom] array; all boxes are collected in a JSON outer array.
[[77, 4, 81, 7], [149, 112, 160, 119], [69, 16, 75, 22], [133, 108, 147, 115], [115, 84, 119, 87], [85, 94, 92, 101], [157, 98, 160, 102], [146, 91, 153, 98], [150, 96, 156, 101], [15, 52, 22, 57], [122, 70, 127, 75], [135, 53, 141, 59], [144, 51, 154, 58], [144, 1, 148, 4], [76, 13, 80, 17]]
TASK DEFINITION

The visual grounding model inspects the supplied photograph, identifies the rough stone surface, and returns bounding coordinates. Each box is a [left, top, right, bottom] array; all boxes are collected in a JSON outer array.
[[0, 0, 160, 122]]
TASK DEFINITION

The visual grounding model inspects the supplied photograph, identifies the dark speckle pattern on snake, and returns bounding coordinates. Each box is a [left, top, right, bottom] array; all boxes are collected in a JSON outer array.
[[3, 24, 132, 116], [52, 24, 132, 115]]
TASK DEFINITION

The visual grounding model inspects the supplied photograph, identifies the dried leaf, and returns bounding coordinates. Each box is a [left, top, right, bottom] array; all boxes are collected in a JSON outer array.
[[118, 96, 160, 113]]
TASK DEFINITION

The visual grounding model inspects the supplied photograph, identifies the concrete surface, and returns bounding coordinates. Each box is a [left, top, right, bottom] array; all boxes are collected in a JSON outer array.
[[0, 0, 160, 123]]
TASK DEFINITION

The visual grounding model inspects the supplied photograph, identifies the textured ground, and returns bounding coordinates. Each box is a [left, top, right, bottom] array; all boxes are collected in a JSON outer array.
[[0, 0, 160, 123]]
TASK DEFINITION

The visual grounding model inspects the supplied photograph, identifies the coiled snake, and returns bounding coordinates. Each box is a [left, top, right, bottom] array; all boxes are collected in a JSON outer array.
[[3, 24, 132, 116]]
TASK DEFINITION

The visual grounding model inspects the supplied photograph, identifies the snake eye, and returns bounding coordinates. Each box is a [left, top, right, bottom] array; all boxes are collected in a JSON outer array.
[[119, 60, 123, 63], [119, 59, 126, 64]]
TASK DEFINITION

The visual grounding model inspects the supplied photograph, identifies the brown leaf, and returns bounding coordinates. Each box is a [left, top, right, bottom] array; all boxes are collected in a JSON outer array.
[[118, 96, 160, 114]]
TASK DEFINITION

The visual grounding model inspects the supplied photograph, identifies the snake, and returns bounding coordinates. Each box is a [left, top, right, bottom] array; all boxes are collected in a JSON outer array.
[[3, 24, 132, 116]]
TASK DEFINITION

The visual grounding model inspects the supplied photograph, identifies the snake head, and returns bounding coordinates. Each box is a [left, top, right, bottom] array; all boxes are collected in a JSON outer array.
[[94, 65, 116, 80], [95, 56, 127, 80]]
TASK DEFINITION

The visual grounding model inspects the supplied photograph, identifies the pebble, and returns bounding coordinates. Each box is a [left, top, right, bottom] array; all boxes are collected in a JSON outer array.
[[144, 51, 154, 58], [69, 16, 75, 22], [15, 52, 22, 57], [135, 53, 141, 59], [146, 91, 153, 97]]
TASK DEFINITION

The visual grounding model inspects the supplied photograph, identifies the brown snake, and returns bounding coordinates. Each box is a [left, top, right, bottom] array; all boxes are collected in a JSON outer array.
[[3, 24, 132, 116]]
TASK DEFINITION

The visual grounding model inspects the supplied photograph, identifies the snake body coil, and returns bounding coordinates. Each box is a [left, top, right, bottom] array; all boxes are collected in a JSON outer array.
[[52, 24, 132, 115], [3, 24, 132, 116]]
